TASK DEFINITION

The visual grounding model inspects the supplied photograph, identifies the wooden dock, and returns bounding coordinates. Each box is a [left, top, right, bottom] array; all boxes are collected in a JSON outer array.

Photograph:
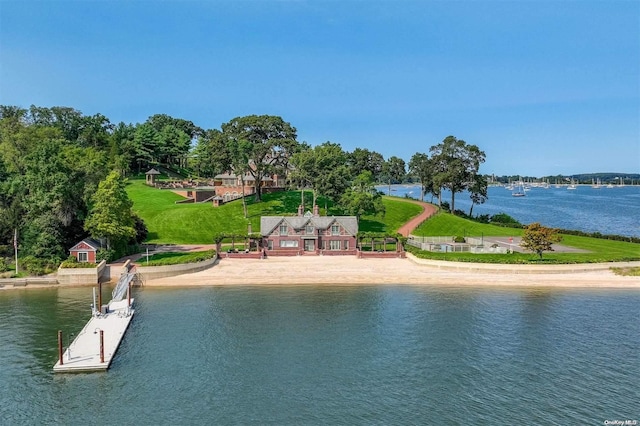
[[53, 298, 134, 373]]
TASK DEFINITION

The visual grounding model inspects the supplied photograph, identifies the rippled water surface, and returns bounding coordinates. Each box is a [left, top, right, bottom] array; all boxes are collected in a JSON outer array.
[[1, 286, 638, 424]]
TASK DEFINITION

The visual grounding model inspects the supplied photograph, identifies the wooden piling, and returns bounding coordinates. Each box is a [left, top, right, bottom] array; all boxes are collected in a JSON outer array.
[[58, 331, 64, 365], [99, 330, 104, 363]]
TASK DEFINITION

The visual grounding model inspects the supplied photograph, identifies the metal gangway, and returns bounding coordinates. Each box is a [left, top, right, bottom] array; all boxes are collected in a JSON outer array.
[[112, 269, 136, 302]]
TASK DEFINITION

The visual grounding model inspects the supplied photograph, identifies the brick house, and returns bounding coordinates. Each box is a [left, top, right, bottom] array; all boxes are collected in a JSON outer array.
[[69, 238, 103, 263], [261, 206, 358, 256], [213, 172, 283, 202]]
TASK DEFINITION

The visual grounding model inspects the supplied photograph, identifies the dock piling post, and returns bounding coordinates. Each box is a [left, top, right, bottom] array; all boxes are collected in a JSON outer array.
[[98, 281, 102, 313], [99, 330, 105, 363], [58, 331, 64, 365]]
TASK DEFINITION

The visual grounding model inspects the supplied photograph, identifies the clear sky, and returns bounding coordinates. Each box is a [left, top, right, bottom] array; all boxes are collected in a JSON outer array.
[[1, 0, 638, 176]]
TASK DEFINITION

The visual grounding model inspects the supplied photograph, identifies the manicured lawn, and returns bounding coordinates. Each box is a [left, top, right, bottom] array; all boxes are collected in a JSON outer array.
[[127, 180, 250, 243], [128, 179, 639, 264], [412, 211, 520, 238], [127, 180, 418, 243], [140, 250, 216, 266], [358, 196, 423, 234], [409, 211, 640, 263]]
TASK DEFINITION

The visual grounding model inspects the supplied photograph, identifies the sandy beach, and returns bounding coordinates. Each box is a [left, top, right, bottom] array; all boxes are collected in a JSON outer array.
[[145, 255, 640, 289]]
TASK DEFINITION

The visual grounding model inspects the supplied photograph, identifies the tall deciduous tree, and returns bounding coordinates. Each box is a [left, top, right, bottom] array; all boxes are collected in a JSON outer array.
[[348, 148, 384, 182], [520, 222, 562, 259], [468, 174, 488, 216], [339, 171, 385, 219], [221, 115, 298, 202], [290, 141, 350, 208], [382, 156, 406, 195], [84, 171, 137, 250], [429, 136, 485, 214], [408, 152, 436, 202]]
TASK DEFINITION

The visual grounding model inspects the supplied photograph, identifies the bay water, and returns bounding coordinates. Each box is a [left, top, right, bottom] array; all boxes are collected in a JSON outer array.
[[1, 285, 638, 424], [382, 184, 640, 238], [2, 184, 639, 424]]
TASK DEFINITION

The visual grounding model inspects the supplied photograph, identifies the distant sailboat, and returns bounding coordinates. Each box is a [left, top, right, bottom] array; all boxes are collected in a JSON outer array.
[[512, 181, 526, 197], [567, 177, 577, 190]]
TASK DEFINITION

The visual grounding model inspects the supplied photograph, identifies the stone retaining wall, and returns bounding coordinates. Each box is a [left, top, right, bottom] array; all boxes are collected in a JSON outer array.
[[358, 251, 405, 259], [0, 277, 58, 288], [57, 260, 107, 285], [135, 257, 218, 281], [406, 253, 640, 274]]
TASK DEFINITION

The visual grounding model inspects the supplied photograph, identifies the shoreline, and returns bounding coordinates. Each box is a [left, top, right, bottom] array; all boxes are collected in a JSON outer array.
[[142, 255, 640, 289], [2, 256, 639, 291]]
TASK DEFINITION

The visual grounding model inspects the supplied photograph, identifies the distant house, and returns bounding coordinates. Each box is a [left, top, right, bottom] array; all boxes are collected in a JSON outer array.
[[213, 172, 283, 202], [69, 238, 103, 263], [260, 206, 358, 256]]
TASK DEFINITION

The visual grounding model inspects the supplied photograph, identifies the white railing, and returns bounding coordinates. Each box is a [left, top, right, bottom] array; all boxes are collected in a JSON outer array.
[[407, 236, 509, 254], [111, 272, 135, 302]]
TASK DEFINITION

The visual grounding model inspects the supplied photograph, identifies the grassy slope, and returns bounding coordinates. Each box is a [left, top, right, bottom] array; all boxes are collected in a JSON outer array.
[[128, 180, 639, 263], [411, 211, 640, 263], [127, 180, 420, 243]]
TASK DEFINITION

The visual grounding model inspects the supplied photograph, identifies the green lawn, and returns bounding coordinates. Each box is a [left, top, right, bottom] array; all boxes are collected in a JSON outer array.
[[409, 211, 640, 263], [358, 196, 423, 234], [127, 180, 639, 264], [141, 250, 217, 266], [127, 180, 419, 243]]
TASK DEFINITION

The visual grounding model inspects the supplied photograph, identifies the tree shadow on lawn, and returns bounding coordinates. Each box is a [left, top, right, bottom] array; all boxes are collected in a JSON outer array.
[[246, 191, 316, 218], [358, 218, 385, 233]]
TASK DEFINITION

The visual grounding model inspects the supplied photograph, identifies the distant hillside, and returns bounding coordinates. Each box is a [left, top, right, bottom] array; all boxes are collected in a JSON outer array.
[[493, 172, 639, 185], [569, 173, 639, 184]]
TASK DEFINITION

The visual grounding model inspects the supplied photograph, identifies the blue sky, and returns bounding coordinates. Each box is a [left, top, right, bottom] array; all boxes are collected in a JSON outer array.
[[1, 1, 638, 176]]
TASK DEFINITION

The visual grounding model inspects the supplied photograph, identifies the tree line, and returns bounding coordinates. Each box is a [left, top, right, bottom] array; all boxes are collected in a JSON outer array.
[[0, 105, 488, 271]]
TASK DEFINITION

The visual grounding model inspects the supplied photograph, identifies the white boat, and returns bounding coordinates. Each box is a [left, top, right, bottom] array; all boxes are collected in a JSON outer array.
[[512, 181, 526, 197], [567, 178, 577, 190]]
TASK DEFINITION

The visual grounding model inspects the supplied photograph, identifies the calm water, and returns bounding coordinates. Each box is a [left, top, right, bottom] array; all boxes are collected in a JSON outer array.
[[381, 184, 640, 238], [1, 286, 638, 424]]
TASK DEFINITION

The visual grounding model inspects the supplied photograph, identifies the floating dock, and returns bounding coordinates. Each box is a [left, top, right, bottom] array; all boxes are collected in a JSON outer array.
[[54, 272, 137, 373]]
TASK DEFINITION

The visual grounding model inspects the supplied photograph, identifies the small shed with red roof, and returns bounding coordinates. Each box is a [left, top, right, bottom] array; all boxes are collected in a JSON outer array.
[[69, 238, 103, 263]]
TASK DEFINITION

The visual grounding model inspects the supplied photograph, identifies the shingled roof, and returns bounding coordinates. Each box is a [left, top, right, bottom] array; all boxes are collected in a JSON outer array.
[[260, 215, 358, 236]]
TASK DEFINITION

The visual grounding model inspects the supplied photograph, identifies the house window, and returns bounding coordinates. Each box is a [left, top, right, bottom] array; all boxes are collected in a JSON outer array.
[[280, 240, 298, 248], [306, 225, 314, 234], [279, 224, 288, 234], [78, 252, 89, 262], [344, 240, 349, 250], [329, 240, 341, 250], [331, 225, 340, 235], [268, 240, 273, 250]]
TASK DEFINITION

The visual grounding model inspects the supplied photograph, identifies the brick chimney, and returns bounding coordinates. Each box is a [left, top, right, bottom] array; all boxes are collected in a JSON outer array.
[[313, 205, 319, 216], [298, 204, 303, 216]]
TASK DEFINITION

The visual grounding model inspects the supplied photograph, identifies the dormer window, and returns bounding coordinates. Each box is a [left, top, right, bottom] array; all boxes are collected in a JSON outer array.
[[279, 224, 288, 234], [331, 225, 340, 235], [306, 225, 314, 234]]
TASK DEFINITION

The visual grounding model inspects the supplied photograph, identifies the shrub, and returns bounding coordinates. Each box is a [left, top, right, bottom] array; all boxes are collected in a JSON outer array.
[[21, 256, 57, 276], [60, 255, 98, 268], [490, 212, 522, 226], [143, 250, 217, 266], [96, 248, 116, 263], [453, 236, 466, 243]]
